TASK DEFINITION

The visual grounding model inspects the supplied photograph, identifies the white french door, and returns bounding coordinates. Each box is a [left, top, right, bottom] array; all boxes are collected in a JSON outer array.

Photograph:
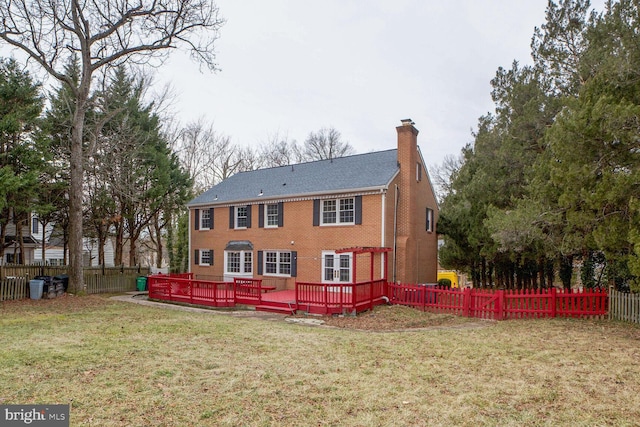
[[322, 251, 352, 284]]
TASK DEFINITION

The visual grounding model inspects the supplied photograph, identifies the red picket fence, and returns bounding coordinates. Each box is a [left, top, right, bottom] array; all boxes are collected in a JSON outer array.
[[388, 284, 608, 320]]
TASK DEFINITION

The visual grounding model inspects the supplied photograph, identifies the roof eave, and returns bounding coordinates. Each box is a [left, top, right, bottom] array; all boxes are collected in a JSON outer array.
[[186, 185, 390, 209]]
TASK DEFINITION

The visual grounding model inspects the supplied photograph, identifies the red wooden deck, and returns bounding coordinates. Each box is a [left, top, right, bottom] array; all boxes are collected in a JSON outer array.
[[147, 275, 388, 315]]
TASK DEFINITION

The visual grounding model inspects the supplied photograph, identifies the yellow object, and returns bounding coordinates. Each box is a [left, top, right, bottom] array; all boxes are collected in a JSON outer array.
[[437, 271, 459, 288]]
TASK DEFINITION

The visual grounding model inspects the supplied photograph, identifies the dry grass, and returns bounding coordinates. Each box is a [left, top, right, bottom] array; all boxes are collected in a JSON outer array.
[[1, 295, 639, 426]]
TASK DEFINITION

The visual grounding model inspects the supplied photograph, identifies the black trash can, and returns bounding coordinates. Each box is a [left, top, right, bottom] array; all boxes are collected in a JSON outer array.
[[54, 274, 69, 293], [34, 275, 55, 298]]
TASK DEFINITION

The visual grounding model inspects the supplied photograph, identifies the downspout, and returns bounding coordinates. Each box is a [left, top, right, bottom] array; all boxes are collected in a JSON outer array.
[[380, 189, 386, 279], [393, 184, 399, 283], [188, 208, 192, 274]]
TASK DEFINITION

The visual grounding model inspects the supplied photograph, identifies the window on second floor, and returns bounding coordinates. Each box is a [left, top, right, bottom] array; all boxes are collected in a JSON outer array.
[[229, 205, 252, 229], [322, 198, 354, 225], [200, 209, 212, 229], [426, 208, 434, 233], [194, 208, 214, 230], [313, 196, 362, 226], [236, 206, 248, 228], [258, 202, 283, 228], [266, 204, 279, 227], [32, 217, 39, 234]]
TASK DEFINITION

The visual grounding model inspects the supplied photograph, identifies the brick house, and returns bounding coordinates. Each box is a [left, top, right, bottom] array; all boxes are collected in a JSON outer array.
[[187, 120, 439, 289]]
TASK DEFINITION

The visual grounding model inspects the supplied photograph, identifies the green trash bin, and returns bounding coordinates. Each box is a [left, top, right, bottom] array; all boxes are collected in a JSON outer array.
[[136, 276, 147, 292]]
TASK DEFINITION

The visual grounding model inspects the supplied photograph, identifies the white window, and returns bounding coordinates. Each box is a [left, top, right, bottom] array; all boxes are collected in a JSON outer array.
[[200, 209, 212, 229], [235, 206, 248, 229], [32, 217, 39, 234], [426, 208, 434, 233], [195, 249, 213, 266], [264, 251, 291, 276], [225, 251, 252, 275], [200, 249, 212, 266], [321, 198, 354, 225], [266, 204, 279, 228]]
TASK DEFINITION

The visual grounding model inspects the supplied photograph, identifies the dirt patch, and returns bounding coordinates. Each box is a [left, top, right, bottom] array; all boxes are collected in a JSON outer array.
[[297, 304, 490, 331]]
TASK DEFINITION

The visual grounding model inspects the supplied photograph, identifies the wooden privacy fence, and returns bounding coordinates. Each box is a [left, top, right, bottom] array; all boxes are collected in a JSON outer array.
[[0, 265, 151, 301], [609, 288, 640, 325], [388, 284, 608, 320]]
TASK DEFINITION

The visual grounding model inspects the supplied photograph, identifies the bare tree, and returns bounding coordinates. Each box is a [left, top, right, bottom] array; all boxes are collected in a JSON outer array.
[[0, 0, 223, 291], [431, 153, 464, 202], [258, 131, 305, 167], [303, 127, 354, 161]]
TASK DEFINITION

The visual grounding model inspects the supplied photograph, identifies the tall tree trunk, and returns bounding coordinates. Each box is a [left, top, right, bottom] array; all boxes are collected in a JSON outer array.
[[114, 220, 123, 265], [69, 86, 88, 292], [129, 234, 137, 267], [154, 216, 163, 268], [16, 216, 25, 264], [41, 220, 47, 264]]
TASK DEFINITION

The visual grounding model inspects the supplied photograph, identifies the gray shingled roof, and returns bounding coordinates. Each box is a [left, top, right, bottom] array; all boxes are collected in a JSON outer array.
[[188, 149, 399, 206]]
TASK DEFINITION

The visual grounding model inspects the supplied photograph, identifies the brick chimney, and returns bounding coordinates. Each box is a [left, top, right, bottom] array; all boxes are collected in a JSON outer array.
[[396, 118, 418, 169]]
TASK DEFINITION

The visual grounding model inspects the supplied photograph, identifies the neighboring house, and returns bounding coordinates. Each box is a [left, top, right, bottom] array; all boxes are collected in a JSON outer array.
[[2, 213, 115, 266], [187, 119, 439, 289], [1, 213, 40, 264]]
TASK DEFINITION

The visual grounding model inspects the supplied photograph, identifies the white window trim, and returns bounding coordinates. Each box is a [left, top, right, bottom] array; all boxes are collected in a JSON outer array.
[[426, 208, 434, 233], [265, 204, 279, 229], [263, 250, 292, 277], [235, 206, 248, 229], [320, 198, 355, 226], [199, 249, 212, 266], [200, 210, 212, 230], [224, 250, 253, 276], [321, 250, 353, 284]]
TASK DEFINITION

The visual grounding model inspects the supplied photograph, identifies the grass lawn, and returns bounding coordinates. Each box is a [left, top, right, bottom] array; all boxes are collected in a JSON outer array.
[[1, 295, 639, 426]]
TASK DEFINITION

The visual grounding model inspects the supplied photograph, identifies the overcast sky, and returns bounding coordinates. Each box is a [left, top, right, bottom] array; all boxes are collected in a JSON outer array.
[[159, 0, 607, 170], [3, 1, 606, 170]]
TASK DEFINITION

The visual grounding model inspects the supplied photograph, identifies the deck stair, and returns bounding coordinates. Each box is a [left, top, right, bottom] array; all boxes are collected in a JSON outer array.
[[255, 300, 298, 315]]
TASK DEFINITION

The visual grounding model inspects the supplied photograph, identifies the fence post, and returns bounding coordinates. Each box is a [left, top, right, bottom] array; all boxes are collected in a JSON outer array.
[[463, 287, 471, 317], [496, 290, 504, 321], [550, 287, 557, 318]]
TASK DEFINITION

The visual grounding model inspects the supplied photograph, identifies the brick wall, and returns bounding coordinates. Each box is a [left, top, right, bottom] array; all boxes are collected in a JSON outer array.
[[190, 121, 439, 288]]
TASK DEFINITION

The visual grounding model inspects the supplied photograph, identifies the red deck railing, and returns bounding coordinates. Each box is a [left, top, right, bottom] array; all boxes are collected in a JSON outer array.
[[388, 284, 608, 320], [295, 279, 387, 315], [148, 275, 234, 307], [148, 275, 608, 320]]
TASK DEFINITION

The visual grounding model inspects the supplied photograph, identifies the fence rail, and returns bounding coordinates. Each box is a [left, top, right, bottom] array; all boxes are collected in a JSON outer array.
[[388, 284, 608, 321], [609, 288, 640, 324]]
